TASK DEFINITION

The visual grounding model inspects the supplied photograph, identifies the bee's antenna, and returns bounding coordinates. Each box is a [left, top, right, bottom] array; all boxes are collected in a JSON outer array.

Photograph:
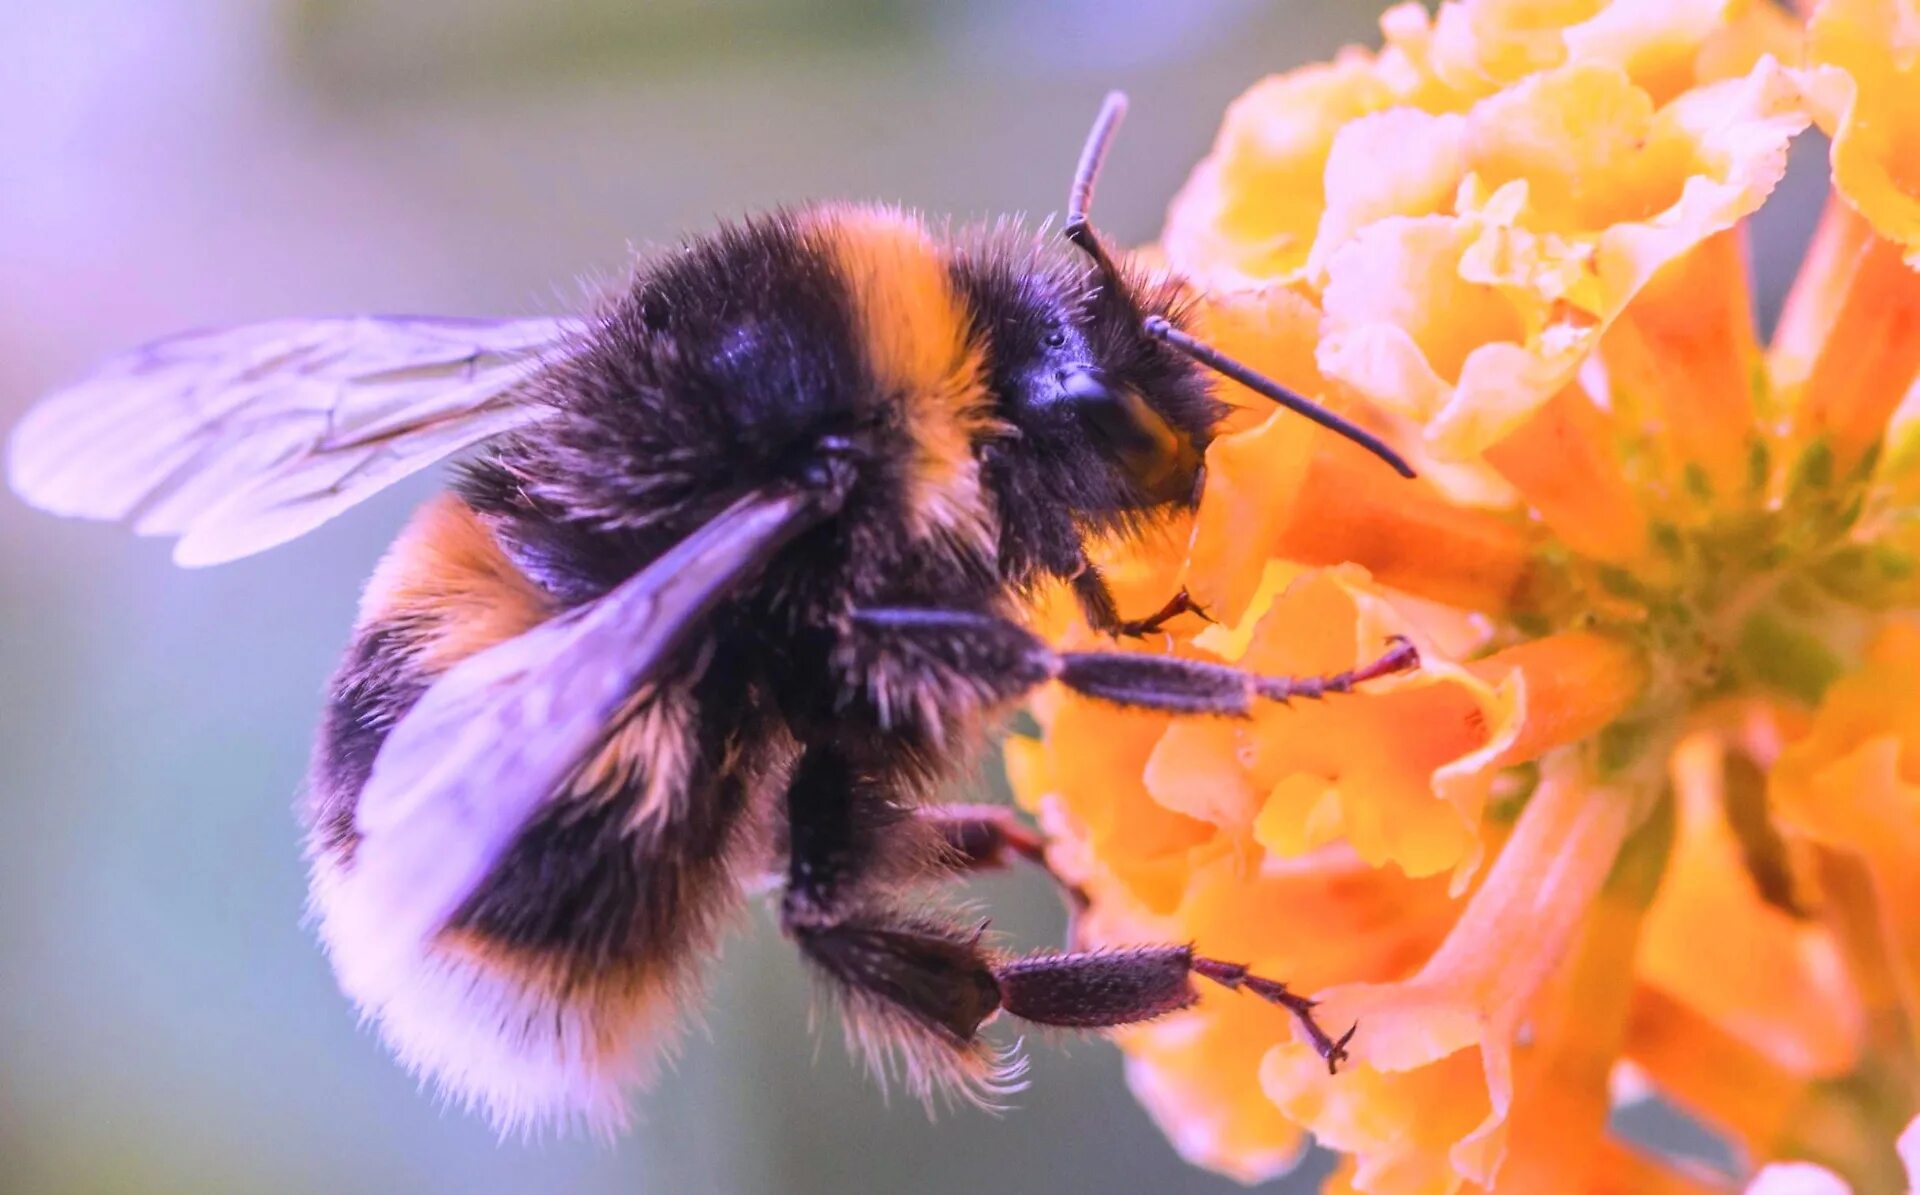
[[1142, 316, 1418, 479], [1064, 91, 1129, 279], [1064, 92, 1415, 480]]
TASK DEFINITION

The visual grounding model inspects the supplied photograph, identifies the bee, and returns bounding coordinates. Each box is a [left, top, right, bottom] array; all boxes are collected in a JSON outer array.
[[7, 93, 1418, 1133]]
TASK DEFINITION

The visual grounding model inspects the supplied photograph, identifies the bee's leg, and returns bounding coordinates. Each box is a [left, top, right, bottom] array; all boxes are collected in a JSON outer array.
[[778, 741, 927, 929], [917, 803, 1088, 933], [1113, 588, 1214, 638], [1069, 562, 1124, 632], [848, 606, 1419, 717], [991, 946, 1355, 1075], [919, 803, 1053, 880], [789, 906, 1353, 1082], [1069, 564, 1211, 639], [779, 742, 1023, 1102], [1051, 635, 1417, 713], [779, 749, 1355, 1096]]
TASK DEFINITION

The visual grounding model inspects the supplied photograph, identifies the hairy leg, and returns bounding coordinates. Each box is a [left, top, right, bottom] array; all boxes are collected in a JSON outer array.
[[1072, 566, 1212, 639], [778, 743, 1358, 1106], [847, 605, 1418, 717], [792, 911, 1355, 1082], [918, 802, 1087, 940]]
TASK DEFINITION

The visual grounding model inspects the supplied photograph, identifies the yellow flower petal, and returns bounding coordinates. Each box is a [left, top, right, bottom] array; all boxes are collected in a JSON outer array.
[[1319, 58, 1805, 459], [1564, 0, 1754, 105], [1229, 569, 1644, 879], [1627, 985, 1815, 1158], [1640, 732, 1863, 1077], [1423, 0, 1750, 105], [1164, 53, 1401, 288], [1601, 229, 1763, 500], [1095, 848, 1461, 1183], [1802, 0, 1920, 267], [1483, 383, 1650, 563], [1773, 622, 1920, 1047], [1312, 109, 1470, 278], [1259, 766, 1637, 1193], [1427, 0, 1608, 97], [1777, 200, 1920, 475], [1319, 211, 1596, 456]]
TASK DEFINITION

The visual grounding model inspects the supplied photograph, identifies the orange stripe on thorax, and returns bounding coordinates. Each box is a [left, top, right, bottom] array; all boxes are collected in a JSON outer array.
[[810, 204, 1001, 553]]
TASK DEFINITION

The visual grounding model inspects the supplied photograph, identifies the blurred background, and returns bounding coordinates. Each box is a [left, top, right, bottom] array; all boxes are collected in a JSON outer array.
[[0, 2, 1827, 1193]]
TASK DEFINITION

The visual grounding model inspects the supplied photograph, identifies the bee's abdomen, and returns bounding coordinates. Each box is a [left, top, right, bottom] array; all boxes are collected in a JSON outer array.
[[304, 494, 770, 1133], [305, 494, 551, 862]]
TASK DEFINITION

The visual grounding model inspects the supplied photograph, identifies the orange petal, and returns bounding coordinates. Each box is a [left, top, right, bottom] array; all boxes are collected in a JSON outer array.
[[1777, 201, 1920, 476], [1594, 1139, 1740, 1195], [1483, 382, 1650, 563], [1801, 0, 1920, 267], [1259, 764, 1638, 1193], [1098, 849, 1460, 1184], [1220, 569, 1643, 880], [1004, 696, 1212, 917], [1223, 567, 1510, 879], [1191, 417, 1540, 622], [1495, 796, 1666, 1194], [1626, 984, 1813, 1157], [1772, 195, 1879, 396], [1464, 630, 1651, 771], [1772, 622, 1920, 1055], [1164, 53, 1400, 288], [1122, 999, 1310, 1184], [1189, 281, 1347, 436], [1640, 732, 1863, 1079], [1600, 228, 1764, 503]]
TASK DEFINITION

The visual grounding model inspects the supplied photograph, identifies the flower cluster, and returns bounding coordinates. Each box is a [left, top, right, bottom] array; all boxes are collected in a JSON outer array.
[[1006, 1, 1920, 1190]]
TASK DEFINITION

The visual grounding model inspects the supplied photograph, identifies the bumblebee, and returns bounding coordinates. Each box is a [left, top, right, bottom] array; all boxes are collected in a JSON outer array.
[[8, 94, 1417, 1132]]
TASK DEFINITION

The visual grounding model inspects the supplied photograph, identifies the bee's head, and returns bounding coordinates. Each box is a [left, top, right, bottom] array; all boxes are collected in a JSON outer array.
[[968, 94, 1413, 581], [961, 248, 1221, 520]]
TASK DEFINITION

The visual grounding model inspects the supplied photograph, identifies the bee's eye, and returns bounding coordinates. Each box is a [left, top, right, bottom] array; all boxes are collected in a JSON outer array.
[[1043, 329, 1066, 349], [1056, 366, 1199, 502]]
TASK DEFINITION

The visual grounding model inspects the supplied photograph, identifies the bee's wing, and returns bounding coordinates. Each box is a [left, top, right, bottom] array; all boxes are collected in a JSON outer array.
[[321, 486, 822, 997], [6, 315, 579, 565]]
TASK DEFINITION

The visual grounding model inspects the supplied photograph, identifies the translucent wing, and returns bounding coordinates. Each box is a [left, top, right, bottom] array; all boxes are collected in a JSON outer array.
[[6, 315, 578, 565], [320, 486, 824, 1000]]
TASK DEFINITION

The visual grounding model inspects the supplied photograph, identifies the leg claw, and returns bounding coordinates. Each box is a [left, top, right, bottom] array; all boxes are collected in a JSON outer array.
[[1116, 588, 1212, 639], [1193, 957, 1355, 1075]]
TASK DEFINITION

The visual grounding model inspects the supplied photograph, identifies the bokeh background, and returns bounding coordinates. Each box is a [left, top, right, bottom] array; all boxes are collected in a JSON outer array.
[[0, 2, 1828, 1193]]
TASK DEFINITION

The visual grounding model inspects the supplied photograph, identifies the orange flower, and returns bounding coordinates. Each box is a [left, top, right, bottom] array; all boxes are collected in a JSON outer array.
[[1744, 1114, 1920, 1192], [1007, 3, 1920, 1190], [1799, 0, 1920, 267]]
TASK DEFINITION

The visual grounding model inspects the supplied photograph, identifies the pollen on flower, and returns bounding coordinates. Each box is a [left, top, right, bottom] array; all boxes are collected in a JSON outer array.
[[1006, 3, 1920, 1191]]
